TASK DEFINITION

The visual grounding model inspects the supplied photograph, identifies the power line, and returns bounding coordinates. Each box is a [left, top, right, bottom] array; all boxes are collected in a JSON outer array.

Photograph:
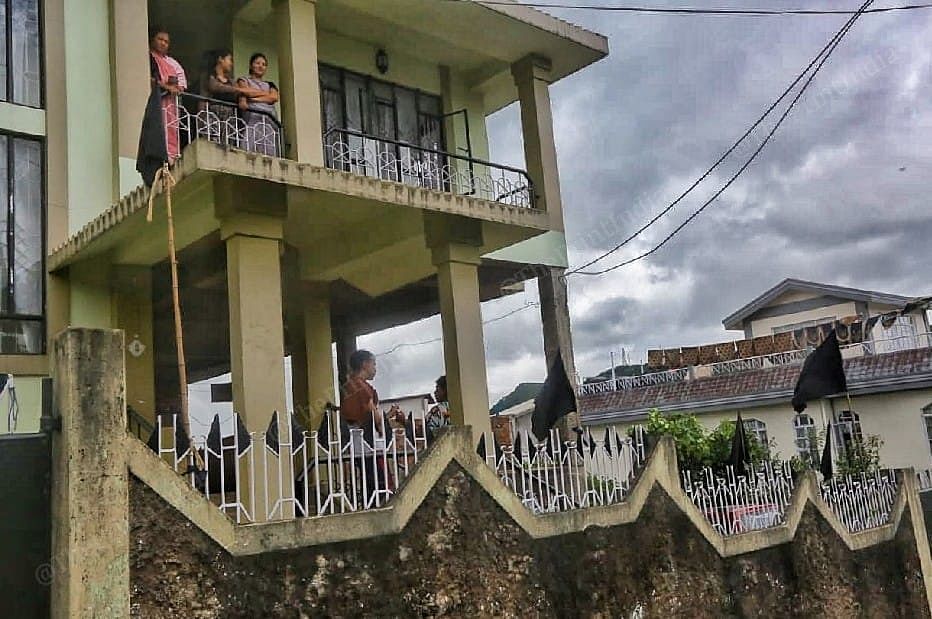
[[448, 0, 931, 16], [376, 302, 540, 356], [573, 0, 874, 276]]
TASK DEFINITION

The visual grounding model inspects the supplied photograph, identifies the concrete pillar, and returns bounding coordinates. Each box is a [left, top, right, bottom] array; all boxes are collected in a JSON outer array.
[[432, 243, 492, 444], [223, 215, 293, 520], [303, 282, 335, 429], [334, 324, 357, 390], [113, 266, 156, 425], [512, 55, 563, 227], [50, 329, 129, 618], [110, 0, 149, 195], [539, 266, 579, 430], [275, 0, 324, 164], [222, 216, 288, 432]]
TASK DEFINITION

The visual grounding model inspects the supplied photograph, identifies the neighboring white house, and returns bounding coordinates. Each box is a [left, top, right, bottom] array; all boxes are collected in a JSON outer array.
[[579, 279, 932, 472]]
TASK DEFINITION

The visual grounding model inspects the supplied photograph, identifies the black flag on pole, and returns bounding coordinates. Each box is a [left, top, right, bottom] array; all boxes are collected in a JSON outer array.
[[136, 80, 169, 187], [792, 331, 847, 413], [727, 412, 751, 478], [531, 354, 577, 441], [820, 423, 834, 480]]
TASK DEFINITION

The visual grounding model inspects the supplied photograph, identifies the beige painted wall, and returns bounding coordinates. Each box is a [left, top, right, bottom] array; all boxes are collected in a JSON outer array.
[[4, 375, 42, 433], [749, 301, 856, 337], [596, 387, 932, 473]]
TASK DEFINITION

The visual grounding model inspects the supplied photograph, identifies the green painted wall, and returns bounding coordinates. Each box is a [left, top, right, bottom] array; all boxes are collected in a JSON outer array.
[[64, 0, 116, 233]]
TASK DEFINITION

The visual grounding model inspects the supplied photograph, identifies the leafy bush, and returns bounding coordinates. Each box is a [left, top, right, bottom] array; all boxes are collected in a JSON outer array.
[[644, 409, 770, 472]]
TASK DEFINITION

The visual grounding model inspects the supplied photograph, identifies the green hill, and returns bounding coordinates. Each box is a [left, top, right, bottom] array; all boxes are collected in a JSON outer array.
[[490, 382, 543, 415]]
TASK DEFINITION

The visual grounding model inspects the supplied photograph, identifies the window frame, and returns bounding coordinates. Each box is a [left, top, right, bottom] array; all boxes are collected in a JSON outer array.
[[0, 129, 46, 355], [0, 0, 45, 109], [922, 404, 932, 461], [742, 417, 769, 452]]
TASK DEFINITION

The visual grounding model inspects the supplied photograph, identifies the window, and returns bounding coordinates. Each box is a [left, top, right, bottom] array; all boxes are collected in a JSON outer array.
[[743, 418, 768, 450], [772, 317, 837, 335], [881, 315, 918, 352], [793, 413, 818, 463], [319, 64, 447, 185], [0, 133, 43, 354], [836, 410, 863, 449], [0, 0, 42, 107]]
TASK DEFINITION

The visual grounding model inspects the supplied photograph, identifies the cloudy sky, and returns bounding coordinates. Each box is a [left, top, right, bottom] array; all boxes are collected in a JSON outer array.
[[187, 1, 932, 429]]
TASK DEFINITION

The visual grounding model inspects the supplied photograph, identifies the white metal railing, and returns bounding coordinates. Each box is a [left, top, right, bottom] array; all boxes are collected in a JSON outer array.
[[147, 406, 428, 524], [819, 470, 898, 533], [917, 469, 932, 492], [323, 128, 534, 208], [708, 349, 811, 376], [841, 331, 932, 356], [165, 93, 285, 159], [580, 332, 932, 396], [681, 463, 796, 536], [578, 368, 690, 396], [479, 426, 646, 514]]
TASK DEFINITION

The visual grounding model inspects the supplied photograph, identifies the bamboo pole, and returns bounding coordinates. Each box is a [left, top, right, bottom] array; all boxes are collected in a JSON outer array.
[[147, 163, 202, 469]]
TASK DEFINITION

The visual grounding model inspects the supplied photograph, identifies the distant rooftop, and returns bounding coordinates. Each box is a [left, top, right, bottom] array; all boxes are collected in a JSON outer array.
[[722, 278, 915, 331]]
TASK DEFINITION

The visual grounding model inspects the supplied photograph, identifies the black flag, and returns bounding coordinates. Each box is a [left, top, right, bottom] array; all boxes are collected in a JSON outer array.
[[206, 414, 222, 454], [820, 423, 833, 480], [531, 354, 577, 441], [792, 331, 847, 413], [136, 80, 169, 187], [265, 411, 307, 456], [728, 412, 751, 478]]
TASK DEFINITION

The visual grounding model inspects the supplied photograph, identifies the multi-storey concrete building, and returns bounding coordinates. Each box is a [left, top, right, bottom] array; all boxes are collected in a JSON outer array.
[[2, 0, 609, 441]]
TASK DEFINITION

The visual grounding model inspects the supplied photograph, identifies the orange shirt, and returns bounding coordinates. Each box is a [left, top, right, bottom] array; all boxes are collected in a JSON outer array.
[[341, 375, 378, 426]]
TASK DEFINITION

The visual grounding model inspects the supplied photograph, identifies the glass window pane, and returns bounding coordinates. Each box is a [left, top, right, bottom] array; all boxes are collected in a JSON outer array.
[[395, 89, 417, 144], [0, 318, 40, 353], [344, 74, 366, 132], [12, 136, 41, 315], [11, 0, 40, 106], [0, 136, 6, 314]]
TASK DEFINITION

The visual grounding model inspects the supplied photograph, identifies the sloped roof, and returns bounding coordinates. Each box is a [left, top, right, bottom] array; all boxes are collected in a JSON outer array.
[[580, 347, 932, 424], [722, 278, 914, 330]]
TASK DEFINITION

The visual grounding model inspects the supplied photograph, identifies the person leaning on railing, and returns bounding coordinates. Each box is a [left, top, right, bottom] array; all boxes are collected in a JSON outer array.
[[148, 26, 187, 161], [237, 52, 281, 157], [200, 49, 256, 147]]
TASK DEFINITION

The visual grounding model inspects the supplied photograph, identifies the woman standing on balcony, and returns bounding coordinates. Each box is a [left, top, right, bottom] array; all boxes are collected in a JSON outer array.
[[237, 53, 281, 156], [199, 49, 243, 146], [149, 27, 187, 161]]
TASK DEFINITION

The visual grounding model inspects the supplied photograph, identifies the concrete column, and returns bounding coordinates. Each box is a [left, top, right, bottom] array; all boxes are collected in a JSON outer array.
[[512, 55, 563, 227], [223, 216, 293, 520], [538, 266, 579, 430], [110, 0, 149, 194], [113, 266, 156, 424], [433, 244, 491, 443], [334, 324, 357, 391], [223, 217, 288, 432], [275, 0, 324, 164], [51, 328, 129, 618], [303, 283, 335, 429]]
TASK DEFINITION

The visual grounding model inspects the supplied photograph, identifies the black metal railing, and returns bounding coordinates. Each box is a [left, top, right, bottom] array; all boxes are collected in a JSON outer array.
[[323, 127, 535, 209], [126, 405, 155, 441], [165, 92, 286, 158]]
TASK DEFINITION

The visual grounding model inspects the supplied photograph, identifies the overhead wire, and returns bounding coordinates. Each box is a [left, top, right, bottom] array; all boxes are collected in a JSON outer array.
[[569, 0, 875, 276], [376, 302, 541, 356]]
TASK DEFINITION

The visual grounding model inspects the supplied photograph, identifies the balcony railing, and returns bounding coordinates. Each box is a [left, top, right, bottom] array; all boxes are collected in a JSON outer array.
[[323, 128, 535, 209], [165, 92, 285, 158], [578, 367, 690, 396]]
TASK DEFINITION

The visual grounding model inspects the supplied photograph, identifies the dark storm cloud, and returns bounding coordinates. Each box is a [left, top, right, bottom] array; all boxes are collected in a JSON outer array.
[[368, 1, 932, 403]]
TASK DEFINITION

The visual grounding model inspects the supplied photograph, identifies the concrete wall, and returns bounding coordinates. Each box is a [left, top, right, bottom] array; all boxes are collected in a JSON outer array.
[[127, 459, 932, 617]]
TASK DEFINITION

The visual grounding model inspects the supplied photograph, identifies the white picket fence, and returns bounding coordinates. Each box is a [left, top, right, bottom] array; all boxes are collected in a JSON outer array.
[[478, 426, 647, 514], [147, 407, 428, 523], [682, 463, 899, 536]]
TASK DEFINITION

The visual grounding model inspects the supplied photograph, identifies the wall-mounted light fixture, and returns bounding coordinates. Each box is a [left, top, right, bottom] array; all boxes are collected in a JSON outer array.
[[375, 49, 389, 74]]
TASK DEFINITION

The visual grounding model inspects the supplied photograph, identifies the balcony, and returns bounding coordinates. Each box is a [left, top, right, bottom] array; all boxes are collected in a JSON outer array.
[[165, 93, 534, 210]]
